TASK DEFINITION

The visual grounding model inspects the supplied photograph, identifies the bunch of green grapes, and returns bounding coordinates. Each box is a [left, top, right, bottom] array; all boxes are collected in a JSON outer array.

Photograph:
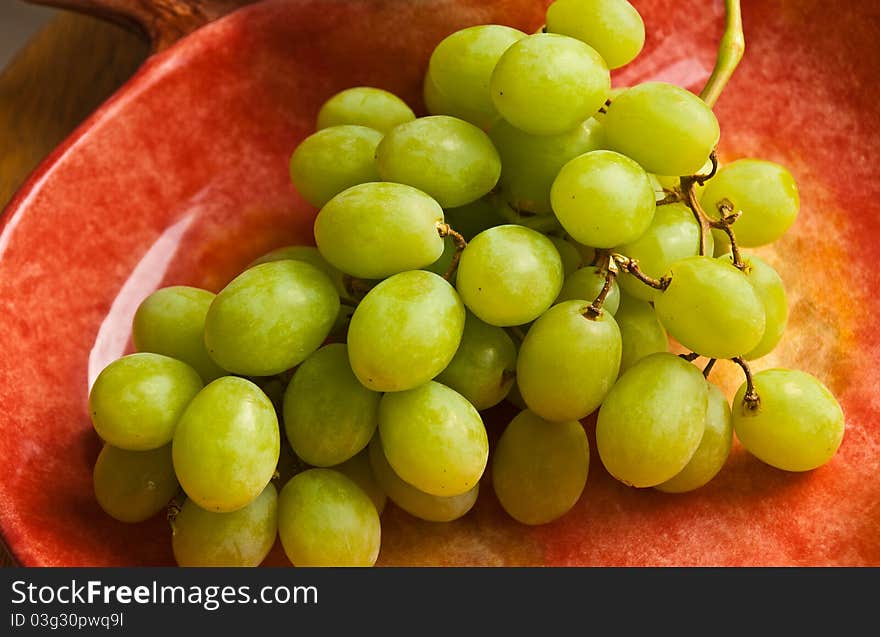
[[88, 0, 844, 565]]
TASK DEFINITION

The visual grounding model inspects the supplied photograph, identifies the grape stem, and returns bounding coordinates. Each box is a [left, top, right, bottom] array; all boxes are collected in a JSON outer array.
[[506, 325, 527, 343], [710, 199, 746, 269], [166, 491, 186, 535], [679, 352, 700, 362], [679, 151, 718, 256], [732, 356, 761, 410], [610, 253, 671, 291], [436, 223, 467, 280], [700, 0, 745, 108], [583, 254, 618, 319], [343, 274, 375, 302], [703, 358, 717, 378]]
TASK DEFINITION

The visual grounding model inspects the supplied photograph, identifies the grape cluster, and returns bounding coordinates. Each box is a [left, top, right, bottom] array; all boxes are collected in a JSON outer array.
[[88, 0, 845, 567]]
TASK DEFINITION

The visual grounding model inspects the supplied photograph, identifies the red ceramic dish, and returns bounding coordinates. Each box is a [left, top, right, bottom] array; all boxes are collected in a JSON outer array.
[[1, 0, 878, 566]]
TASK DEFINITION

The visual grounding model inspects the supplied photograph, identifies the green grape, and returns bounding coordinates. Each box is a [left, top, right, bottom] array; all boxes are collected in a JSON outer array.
[[556, 266, 620, 315], [378, 381, 488, 497], [517, 300, 621, 422], [89, 353, 203, 451], [603, 82, 720, 175], [614, 292, 668, 374], [425, 25, 526, 128], [596, 352, 708, 487], [733, 369, 844, 472], [436, 312, 517, 410], [133, 286, 226, 383], [172, 483, 277, 567], [335, 449, 386, 515], [495, 199, 565, 233], [289, 125, 382, 208], [616, 202, 712, 302], [719, 252, 788, 360], [654, 256, 766, 359], [347, 270, 465, 392], [551, 150, 655, 247], [700, 159, 800, 247], [489, 117, 604, 215], [656, 383, 732, 493], [278, 468, 381, 567], [314, 182, 445, 279], [548, 236, 584, 277], [283, 343, 380, 467], [204, 260, 339, 376], [423, 73, 497, 133], [248, 245, 345, 296], [456, 225, 564, 326], [490, 33, 610, 136], [368, 436, 478, 522], [492, 410, 589, 525], [443, 197, 505, 241], [424, 234, 457, 281], [173, 377, 280, 512], [546, 0, 645, 69], [93, 444, 178, 523], [316, 86, 415, 133]]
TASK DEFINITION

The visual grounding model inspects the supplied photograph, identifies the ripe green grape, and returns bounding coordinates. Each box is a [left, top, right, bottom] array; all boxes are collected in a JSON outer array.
[[556, 266, 620, 315], [89, 353, 203, 451], [654, 256, 766, 359], [172, 483, 277, 567], [655, 383, 732, 493], [489, 117, 604, 215], [93, 443, 178, 523], [548, 236, 584, 277], [443, 197, 505, 241], [490, 33, 610, 136], [492, 410, 589, 525], [133, 286, 226, 383], [596, 352, 708, 487], [368, 436, 478, 522], [436, 312, 517, 410], [423, 73, 496, 133], [425, 25, 526, 128], [733, 369, 845, 472], [172, 377, 280, 512], [204, 260, 339, 376], [289, 125, 382, 208], [375, 116, 501, 207], [347, 270, 465, 392], [278, 468, 381, 567], [614, 292, 668, 374], [603, 82, 720, 175], [700, 159, 799, 247], [456, 225, 564, 326], [335, 449, 387, 515], [378, 381, 488, 497], [316, 86, 415, 133], [495, 199, 565, 234], [517, 300, 621, 422], [283, 343, 380, 467], [248, 245, 345, 295], [546, 0, 646, 69], [314, 182, 445, 279]]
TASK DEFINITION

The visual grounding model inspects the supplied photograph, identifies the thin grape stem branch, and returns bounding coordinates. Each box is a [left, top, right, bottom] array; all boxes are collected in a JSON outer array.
[[700, 0, 745, 108], [611, 253, 670, 291], [703, 358, 717, 378], [679, 352, 700, 362], [679, 151, 718, 256], [710, 199, 746, 270], [166, 491, 186, 534], [584, 254, 618, 319], [436, 223, 467, 280], [732, 356, 761, 410]]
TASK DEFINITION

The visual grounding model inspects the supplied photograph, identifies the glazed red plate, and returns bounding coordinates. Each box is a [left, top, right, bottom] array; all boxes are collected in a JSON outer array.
[[1, 0, 878, 566]]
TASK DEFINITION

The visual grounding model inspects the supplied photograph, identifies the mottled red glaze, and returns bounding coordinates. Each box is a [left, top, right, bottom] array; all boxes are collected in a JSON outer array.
[[0, 0, 878, 566]]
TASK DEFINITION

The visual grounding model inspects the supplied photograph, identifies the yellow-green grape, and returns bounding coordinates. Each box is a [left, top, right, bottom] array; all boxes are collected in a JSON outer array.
[[489, 117, 604, 215], [596, 352, 708, 487], [443, 197, 505, 241], [656, 383, 732, 493], [347, 270, 465, 392], [283, 343, 379, 467], [423, 73, 496, 133], [375, 116, 501, 207], [93, 444, 178, 523], [603, 82, 720, 175], [316, 86, 415, 133], [278, 469, 381, 567], [733, 369, 845, 472], [614, 292, 668, 374], [490, 33, 610, 136], [289, 125, 382, 208], [700, 159, 799, 247], [436, 312, 517, 410], [334, 449, 386, 515], [248, 245, 346, 296], [495, 198, 565, 234], [172, 484, 277, 567], [492, 410, 589, 525], [546, 0, 645, 69], [654, 256, 766, 360], [368, 436, 478, 522], [456, 225, 564, 326], [556, 266, 620, 315], [551, 150, 655, 248], [172, 377, 280, 512], [89, 353, 203, 451], [424, 25, 526, 129], [517, 300, 621, 422], [314, 182, 445, 279], [548, 236, 584, 277], [204, 260, 339, 376], [378, 381, 488, 497], [133, 286, 226, 383]]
